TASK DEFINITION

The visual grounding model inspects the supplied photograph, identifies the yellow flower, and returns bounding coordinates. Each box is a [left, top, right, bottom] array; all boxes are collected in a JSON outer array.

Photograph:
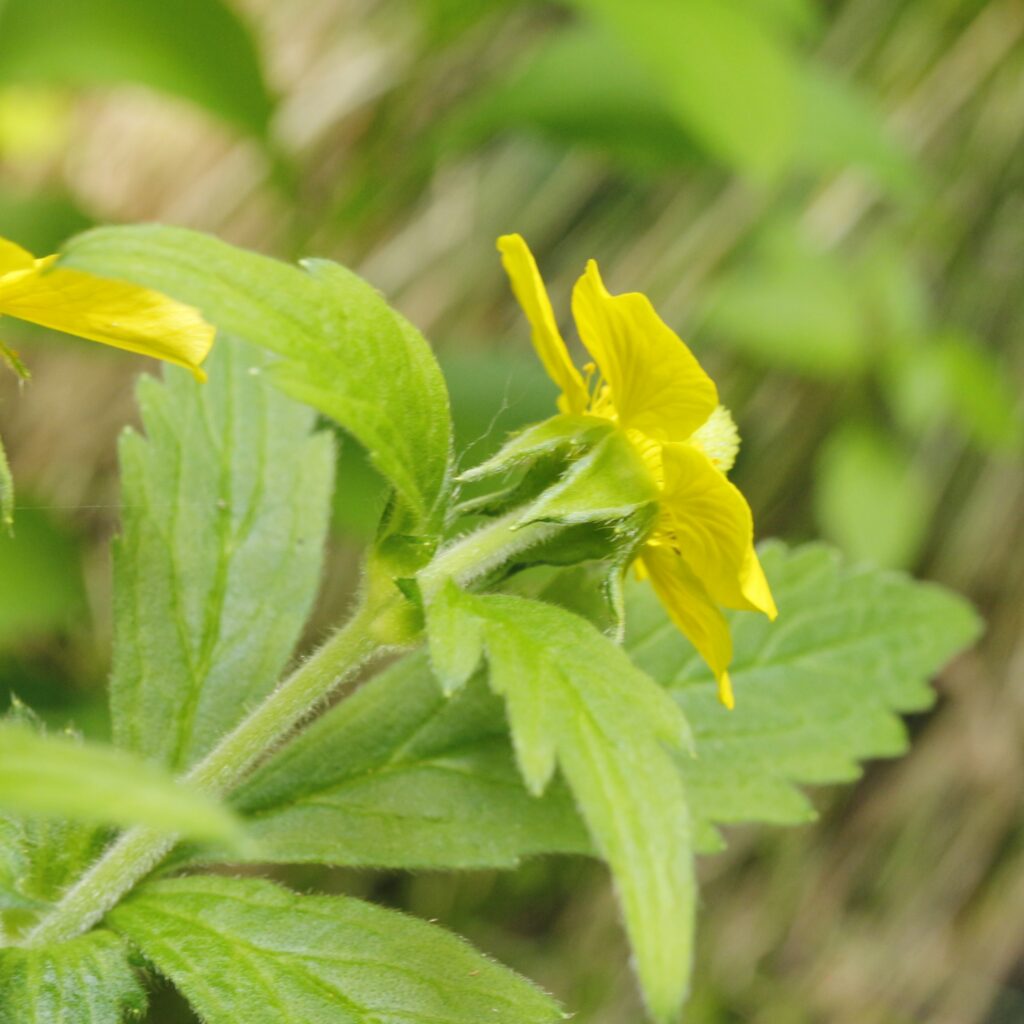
[[498, 233, 777, 708], [0, 236, 214, 379]]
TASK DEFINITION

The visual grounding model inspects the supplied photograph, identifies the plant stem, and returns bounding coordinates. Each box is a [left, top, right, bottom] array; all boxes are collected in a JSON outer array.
[[26, 599, 384, 947], [24, 512, 559, 948]]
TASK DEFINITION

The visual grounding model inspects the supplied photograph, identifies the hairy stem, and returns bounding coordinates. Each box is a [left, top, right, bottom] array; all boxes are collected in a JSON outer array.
[[26, 599, 384, 947], [25, 512, 559, 947]]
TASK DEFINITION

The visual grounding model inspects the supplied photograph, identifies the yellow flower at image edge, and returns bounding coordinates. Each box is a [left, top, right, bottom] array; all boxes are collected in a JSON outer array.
[[498, 233, 777, 709], [0, 235, 214, 379]]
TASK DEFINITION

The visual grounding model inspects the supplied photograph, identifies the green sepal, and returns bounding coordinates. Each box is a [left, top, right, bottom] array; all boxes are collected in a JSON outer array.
[[453, 450, 569, 519], [451, 419, 659, 624], [458, 414, 610, 482], [517, 428, 659, 526]]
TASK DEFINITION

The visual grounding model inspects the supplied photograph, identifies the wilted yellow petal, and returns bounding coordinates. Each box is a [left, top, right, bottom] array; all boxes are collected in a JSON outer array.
[[571, 259, 717, 441], [0, 237, 34, 275], [640, 545, 734, 708], [0, 263, 214, 379], [658, 443, 775, 617], [497, 234, 587, 415]]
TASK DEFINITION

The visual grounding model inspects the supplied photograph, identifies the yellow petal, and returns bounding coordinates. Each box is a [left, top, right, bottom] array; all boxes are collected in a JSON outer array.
[[497, 234, 587, 415], [658, 443, 775, 618], [640, 545, 734, 708], [741, 545, 778, 621], [0, 263, 214, 379], [0, 236, 35, 275], [571, 259, 717, 441]]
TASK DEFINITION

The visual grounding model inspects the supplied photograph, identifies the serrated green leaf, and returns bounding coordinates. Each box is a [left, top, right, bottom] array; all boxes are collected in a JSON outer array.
[[62, 225, 452, 534], [0, 813, 103, 922], [224, 542, 979, 1020], [627, 542, 982, 848], [0, 724, 241, 843], [110, 336, 335, 770], [229, 653, 589, 869], [0, 706, 108, 932], [0, 929, 146, 1024], [427, 584, 695, 1023], [110, 875, 564, 1024], [0, 0, 272, 136]]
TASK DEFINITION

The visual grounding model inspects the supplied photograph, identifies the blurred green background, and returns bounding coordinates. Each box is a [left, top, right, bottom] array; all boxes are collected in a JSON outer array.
[[0, 0, 1022, 1020]]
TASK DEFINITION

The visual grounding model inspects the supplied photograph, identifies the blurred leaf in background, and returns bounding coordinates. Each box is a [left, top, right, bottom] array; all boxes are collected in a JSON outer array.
[[701, 223, 869, 377], [815, 424, 932, 569], [884, 332, 1023, 454], [446, 23, 705, 172], [0, 0, 273, 138], [567, 0, 799, 176], [0, 508, 85, 649], [0, 189, 92, 255]]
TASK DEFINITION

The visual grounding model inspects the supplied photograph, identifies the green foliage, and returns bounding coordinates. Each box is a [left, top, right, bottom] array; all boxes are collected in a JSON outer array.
[[568, 0, 798, 175], [814, 425, 931, 569], [0, 811, 104, 921], [447, 23, 702, 171], [521, 426, 659, 524], [0, 186, 91, 255], [0, 1, 1006, 1018], [884, 333, 1023, 453], [110, 338, 335, 769], [702, 227, 868, 376], [0, 508, 85, 644], [0, 700, 108, 927], [0, 0, 272, 136], [2, 216, 983, 1024], [109, 875, 564, 1024], [0, 930, 146, 1023], [239, 538, 980, 869], [452, 20, 910, 186], [796, 64, 917, 191], [61, 225, 453, 536], [232, 653, 588, 869], [629, 542, 982, 849], [0, 722, 240, 843], [427, 583, 695, 1023]]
